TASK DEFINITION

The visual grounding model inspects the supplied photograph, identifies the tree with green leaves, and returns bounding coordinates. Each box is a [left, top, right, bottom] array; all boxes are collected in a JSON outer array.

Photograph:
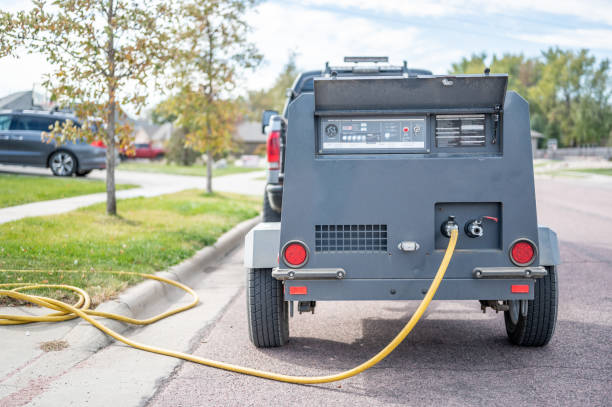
[[163, 0, 262, 193], [450, 48, 611, 147], [528, 48, 611, 146], [246, 53, 299, 119], [0, 0, 175, 215]]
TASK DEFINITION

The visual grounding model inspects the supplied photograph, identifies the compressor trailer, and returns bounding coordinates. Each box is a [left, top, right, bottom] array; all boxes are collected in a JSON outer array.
[[245, 72, 560, 349]]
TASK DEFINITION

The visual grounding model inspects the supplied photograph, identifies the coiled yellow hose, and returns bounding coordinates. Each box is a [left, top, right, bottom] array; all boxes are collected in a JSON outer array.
[[0, 228, 458, 384]]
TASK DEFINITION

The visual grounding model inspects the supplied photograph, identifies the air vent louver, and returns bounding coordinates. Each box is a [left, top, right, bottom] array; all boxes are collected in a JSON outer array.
[[435, 114, 486, 147], [315, 224, 387, 253]]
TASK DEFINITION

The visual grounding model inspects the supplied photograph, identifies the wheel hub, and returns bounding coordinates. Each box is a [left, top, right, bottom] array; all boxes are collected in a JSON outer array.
[[51, 153, 74, 175]]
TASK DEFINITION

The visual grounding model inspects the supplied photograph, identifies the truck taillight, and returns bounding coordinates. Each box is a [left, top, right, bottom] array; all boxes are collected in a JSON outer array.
[[267, 130, 280, 170]]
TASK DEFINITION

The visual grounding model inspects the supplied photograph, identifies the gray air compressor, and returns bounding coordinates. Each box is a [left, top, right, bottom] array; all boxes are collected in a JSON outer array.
[[244, 73, 560, 349]]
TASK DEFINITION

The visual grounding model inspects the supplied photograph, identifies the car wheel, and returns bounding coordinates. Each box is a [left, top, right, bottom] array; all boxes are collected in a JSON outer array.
[[76, 169, 92, 177], [263, 190, 281, 222], [504, 266, 558, 346], [247, 268, 289, 348], [49, 151, 77, 176]]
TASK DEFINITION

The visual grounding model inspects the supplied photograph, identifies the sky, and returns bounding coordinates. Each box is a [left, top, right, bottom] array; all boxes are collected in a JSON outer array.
[[1, 0, 611, 115]]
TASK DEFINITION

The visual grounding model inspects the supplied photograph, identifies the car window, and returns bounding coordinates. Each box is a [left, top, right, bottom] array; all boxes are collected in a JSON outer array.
[[9, 116, 26, 130], [135, 143, 149, 148], [24, 116, 57, 132], [0, 115, 11, 130]]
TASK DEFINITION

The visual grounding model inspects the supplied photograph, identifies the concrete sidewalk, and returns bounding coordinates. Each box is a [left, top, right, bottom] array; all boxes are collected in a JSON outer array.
[[0, 215, 259, 407], [0, 247, 248, 407], [0, 166, 265, 224]]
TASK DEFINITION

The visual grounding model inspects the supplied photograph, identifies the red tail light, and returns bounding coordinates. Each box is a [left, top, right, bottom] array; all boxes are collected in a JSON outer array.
[[282, 241, 308, 268], [510, 240, 536, 266], [267, 130, 280, 170], [90, 140, 106, 148]]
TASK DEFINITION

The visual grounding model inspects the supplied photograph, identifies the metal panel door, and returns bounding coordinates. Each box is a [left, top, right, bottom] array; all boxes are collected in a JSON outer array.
[[9, 115, 55, 166]]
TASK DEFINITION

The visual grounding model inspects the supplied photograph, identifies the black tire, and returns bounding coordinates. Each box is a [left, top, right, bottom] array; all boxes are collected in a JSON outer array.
[[504, 266, 558, 346], [262, 190, 281, 222], [247, 268, 289, 348], [76, 169, 92, 177], [49, 150, 77, 176]]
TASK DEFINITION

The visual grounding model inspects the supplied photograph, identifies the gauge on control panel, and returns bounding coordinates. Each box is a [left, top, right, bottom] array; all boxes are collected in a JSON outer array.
[[325, 124, 339, 138]]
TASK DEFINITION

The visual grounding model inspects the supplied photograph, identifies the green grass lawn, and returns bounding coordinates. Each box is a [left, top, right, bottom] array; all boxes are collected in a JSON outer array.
[[536, 167, 612, 178], [0, 190, 260, 305], [533, 160, 553, 168], [0, 174, 136, 208], [117, 161, 264, 177], [569, 168, 612, 176]]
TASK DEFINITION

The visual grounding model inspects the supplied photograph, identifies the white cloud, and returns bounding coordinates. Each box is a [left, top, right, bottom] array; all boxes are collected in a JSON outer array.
[[302, 0, 612, 25], [0, 54, 53, 96], [243, 1, 455, 91], [512, 28, 612, 51]]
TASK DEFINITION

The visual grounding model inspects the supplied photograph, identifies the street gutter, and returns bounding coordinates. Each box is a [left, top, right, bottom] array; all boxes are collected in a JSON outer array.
[[63, 215, 261, 352]]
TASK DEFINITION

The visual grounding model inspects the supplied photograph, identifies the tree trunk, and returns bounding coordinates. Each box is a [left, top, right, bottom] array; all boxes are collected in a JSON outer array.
[[106, 101, 117, 215], [105, 0, 117, 216], [206, 150, 213, 194]]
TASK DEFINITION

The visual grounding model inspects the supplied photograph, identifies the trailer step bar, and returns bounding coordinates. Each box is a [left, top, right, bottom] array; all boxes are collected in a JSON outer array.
[[272, 268, 346, 280], [472, 266, 547, 279]]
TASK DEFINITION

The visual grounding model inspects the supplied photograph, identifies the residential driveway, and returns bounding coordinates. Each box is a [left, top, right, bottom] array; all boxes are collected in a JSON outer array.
[[149, 177, 612, 406], [0, 164, 264, 224]]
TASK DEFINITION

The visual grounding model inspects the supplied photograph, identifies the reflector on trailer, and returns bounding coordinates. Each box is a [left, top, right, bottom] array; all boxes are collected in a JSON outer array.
[[283, 241, 308, 267], [289, 286, 308, 295], [511, 284, 529, 293], [510, 240, 536, 266]]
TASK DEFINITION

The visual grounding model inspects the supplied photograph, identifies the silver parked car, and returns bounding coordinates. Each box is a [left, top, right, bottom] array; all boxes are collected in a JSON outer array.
[[0, 110, 106, 176]]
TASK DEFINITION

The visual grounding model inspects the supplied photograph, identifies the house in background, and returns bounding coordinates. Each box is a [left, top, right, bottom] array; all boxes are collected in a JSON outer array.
[[531, 129, 544, 157], [0, 90, 52, 110], [131, 119, 170, 147], [233, 121, 266, 154]]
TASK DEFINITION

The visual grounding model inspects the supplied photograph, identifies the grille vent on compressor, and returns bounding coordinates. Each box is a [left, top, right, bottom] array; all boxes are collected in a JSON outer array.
[[315, 224, 388, 253]]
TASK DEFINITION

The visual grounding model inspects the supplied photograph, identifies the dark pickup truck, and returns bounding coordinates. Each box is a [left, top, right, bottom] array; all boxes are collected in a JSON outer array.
[[261, 57, 432, 221]]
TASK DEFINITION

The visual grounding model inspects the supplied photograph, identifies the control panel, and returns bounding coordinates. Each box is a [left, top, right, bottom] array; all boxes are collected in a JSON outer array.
[[319, 116, 427, 153]]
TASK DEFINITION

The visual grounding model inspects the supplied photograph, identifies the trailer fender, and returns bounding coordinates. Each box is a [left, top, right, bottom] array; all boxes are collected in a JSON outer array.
[[244, 222, 281, 269], [538, 226, 561, 266]]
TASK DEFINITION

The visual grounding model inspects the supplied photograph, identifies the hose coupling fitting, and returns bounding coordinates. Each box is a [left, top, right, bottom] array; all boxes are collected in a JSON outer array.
[[441, 216, 459, 238]]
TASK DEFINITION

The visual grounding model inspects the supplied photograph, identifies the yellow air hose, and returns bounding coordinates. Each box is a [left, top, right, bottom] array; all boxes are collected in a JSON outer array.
[[0, 228, 458, 384]]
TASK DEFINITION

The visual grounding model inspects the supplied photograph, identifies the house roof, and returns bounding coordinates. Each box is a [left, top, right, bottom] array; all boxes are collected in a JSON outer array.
[[234, 121, 265, 143], [0, 91, 34, 110]]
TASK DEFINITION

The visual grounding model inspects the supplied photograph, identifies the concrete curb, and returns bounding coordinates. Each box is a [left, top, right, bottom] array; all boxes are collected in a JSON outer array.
[[64, 215, 261, 352]]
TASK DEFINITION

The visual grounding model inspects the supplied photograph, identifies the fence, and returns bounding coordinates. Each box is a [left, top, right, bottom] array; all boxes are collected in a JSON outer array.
[[535, 146, 612, 160]]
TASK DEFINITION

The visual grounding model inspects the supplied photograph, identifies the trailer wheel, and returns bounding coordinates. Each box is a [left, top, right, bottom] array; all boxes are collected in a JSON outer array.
[[504, 266, 558, 346], [247, 268, 289, 347], [262, 191, 281, 222]]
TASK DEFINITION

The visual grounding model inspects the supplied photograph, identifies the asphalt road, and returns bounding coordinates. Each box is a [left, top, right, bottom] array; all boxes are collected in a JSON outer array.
[[149, 177, 612, 407]]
